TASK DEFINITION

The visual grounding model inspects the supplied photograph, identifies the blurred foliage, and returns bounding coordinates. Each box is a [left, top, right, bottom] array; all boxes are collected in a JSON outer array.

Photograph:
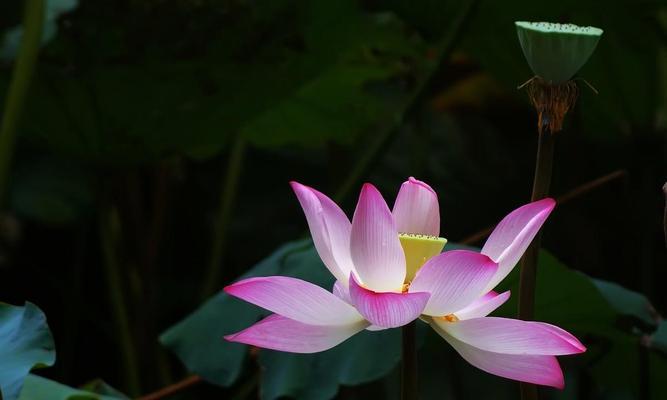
[[0, 0, 666, 399], [1, 0, 79, 61], [9, 155, 93, 225], [1, 0, 442, 164], [0, 302, 55, 400], [592, 278, 658, 327], [18, 375, 125, 400], [650, 321, 667, 353]]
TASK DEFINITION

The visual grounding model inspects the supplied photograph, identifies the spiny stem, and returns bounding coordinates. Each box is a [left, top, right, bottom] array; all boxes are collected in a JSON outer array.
[[0, 0, 45, 204], [100, 207, 141, 396], [201, 135, 247, 298], [518, 128, 555, 400], [401, 321, 418, 400]]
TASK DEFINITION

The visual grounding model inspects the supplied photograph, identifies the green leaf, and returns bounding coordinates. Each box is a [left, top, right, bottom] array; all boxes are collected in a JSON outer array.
[[591, 278, 657, 327], [159, 239, 322, 387], [495, 251, 616, 334], [0, 302, 55, 400], [77, 380, 128, 399], [18, 375, 122, 400], [260, 326, 425, 400], [649, 321, 667, 354]]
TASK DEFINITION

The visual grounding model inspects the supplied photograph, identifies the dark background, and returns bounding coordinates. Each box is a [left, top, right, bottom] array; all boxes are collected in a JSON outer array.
[[1, 0, 666, 399]]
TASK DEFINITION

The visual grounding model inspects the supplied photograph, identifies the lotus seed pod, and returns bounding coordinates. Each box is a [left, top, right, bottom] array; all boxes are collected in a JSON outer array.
[[515, 21, 603, 84]]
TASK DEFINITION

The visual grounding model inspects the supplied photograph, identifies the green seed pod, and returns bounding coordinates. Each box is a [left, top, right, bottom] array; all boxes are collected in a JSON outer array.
[[515, 21, 603, 84]]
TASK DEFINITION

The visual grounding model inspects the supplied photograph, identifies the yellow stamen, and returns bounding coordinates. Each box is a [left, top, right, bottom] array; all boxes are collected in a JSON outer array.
[[440, 314, 459, 323], [399, 233, 447, 282]]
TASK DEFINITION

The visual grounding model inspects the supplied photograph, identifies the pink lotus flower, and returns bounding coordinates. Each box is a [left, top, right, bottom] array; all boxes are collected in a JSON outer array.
[[224, 177, 585, 388]]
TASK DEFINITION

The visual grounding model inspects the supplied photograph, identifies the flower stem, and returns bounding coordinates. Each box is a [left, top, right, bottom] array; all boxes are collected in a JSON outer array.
[[100, 206, 141, 396], [401, 321, 418, 400], [518, 128, 554, 320], [662, 182, 667, 249], [518, 128, 555, 400], [201, 135, 247, 299], [0, 0, 44, 204]]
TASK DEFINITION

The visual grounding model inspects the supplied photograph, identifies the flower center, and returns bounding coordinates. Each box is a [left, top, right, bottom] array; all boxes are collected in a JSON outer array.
[[399, 233, 447, 283], [439, 314, 459, 323]]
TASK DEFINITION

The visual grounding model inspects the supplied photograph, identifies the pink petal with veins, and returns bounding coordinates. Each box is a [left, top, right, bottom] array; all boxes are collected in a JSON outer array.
[[481, 198, 556, 291], [454, 291, 511, 320], [225, 276, 363, 326], [392, 177, 440, 236], [348, 274, 428, 328], [430, 318, 565, 388], [409, 250, 498, 317], [436, 317, 586, 355], [291, 182, 354, 284], [350, 183, 406, 292], [225, 314, 368, 353]]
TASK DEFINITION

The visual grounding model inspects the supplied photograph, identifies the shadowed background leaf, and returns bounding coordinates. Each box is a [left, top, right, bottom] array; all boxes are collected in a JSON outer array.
[[0, 302, 55, 400]]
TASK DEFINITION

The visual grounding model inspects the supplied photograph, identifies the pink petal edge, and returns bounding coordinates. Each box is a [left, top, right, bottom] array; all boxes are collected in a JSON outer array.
[[454, 290, 511, 320], [224, 276, 363, 326], [392, 177, 440, 236], [436, 317, 586, 355], [290, 181, 354, 284], [225, 314, 368, 354], [481, 198, 556, 292], [429, 318, 565, 389], [348, 274, 429, 328]]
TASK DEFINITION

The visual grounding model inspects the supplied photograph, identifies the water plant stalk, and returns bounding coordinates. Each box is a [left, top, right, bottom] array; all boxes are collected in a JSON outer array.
[[663, 182, 667, 248], [0, 0, 44, 204], [401, 321, 418, 400], [100, 207, 141, 395], [201, 135, 247, 298], [518, 127, 555, 400]]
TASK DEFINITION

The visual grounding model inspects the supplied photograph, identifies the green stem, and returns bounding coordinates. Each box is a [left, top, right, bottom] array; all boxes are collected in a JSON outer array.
[[401, 321, 418, 400], [201, 135, 247, 298], [100, 207, 141, 396], [0, 0, 45, 204], [518, 128, 555, 400], [662, 182, 667, 249]]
